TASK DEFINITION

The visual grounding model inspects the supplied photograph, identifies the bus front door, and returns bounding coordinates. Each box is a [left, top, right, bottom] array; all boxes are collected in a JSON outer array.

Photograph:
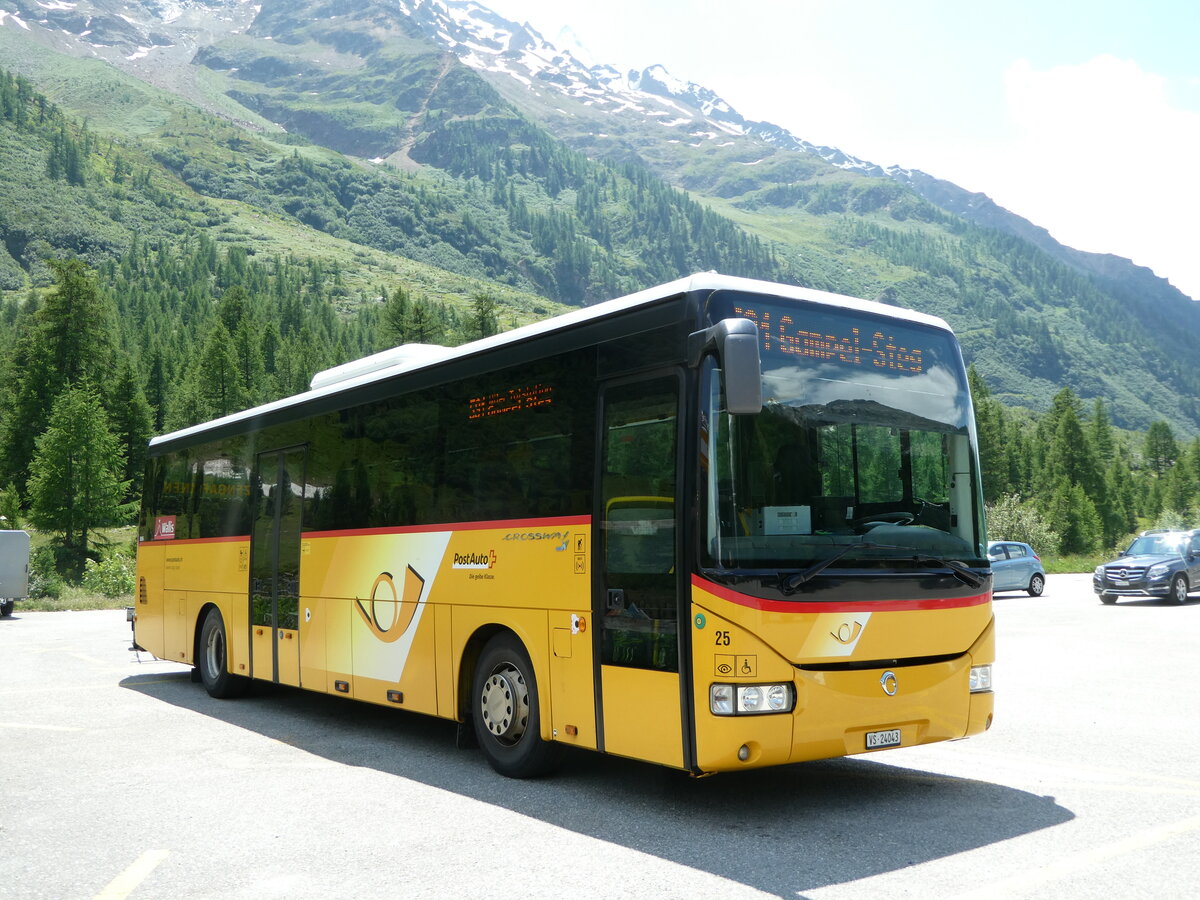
[[250, 447, 306, 688], [595, 376, 686, 769]]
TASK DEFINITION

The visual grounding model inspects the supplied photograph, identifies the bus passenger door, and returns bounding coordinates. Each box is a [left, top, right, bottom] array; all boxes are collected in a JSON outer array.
[[595, 376, 685, 769], [250, 447, 306, 688]]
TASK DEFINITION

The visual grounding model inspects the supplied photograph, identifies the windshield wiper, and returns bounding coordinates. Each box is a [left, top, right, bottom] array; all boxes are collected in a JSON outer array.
[[912, 555, 985, 589], [780, 542, 902, 593], [780, 544, 984, 594]]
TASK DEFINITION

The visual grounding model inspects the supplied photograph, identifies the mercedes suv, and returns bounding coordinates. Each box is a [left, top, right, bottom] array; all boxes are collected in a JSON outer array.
[[1093, 529, 1200, 605]]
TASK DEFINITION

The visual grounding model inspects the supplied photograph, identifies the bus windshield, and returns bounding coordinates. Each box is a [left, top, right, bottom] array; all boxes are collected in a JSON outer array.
[[701, 292, 986, 578]]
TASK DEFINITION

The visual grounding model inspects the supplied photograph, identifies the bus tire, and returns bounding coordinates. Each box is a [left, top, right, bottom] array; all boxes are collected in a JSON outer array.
[[472, 634, 561, 778], [198, 608, 248, 699], [0, 599, 13, 617]]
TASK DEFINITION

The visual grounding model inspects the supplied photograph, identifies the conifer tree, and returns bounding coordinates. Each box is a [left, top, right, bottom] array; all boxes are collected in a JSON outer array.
[[31, 258, 116, 389], [0, 259, 116, 492], [108, 359, 153, 498], [1144, 421, 1178, 476], [233, 317, 267, 405], [1161, 438, 1200, 517], [382, 285, 410, 346], [468, 291, 499, 341], [406, 299, 443, 344], [144, 348, 168, 432], [1089, 398, 1116, 466], [1101, 450, 1138, 549], [219, 284, 249, 334], [27, 385, 130, 575], [1045, 477, 1102, 555], [968, 366, 1010, 501], [181, 321, 248, 425]]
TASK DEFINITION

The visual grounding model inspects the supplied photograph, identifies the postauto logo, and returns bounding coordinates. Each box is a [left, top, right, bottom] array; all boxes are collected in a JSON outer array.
[[452, 550, 496, 570]]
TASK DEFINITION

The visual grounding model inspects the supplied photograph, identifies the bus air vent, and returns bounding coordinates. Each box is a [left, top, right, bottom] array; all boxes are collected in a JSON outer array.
[[310, 343, 450, 391]]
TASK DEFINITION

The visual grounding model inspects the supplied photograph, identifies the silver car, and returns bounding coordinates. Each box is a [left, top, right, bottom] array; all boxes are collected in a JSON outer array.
[[987, 540, 1047, 596]]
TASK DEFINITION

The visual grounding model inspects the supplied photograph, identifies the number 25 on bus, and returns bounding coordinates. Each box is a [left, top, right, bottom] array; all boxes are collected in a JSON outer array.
[[133, 273, 994, 778]]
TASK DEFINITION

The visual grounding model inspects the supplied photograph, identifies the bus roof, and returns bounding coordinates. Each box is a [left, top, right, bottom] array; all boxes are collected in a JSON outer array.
[[150, 272, 954, 449]]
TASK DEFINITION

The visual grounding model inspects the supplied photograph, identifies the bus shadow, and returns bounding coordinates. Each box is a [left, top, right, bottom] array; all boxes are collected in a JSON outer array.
[[122, 672, 1072, 896]]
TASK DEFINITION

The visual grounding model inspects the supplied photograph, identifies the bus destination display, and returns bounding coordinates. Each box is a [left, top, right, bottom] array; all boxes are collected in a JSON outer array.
[[733, 305, 926, 374], [468, 383, 554, 420]]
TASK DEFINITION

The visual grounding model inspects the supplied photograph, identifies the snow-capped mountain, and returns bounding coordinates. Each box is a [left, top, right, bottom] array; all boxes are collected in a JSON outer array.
[[0, 0, 1180, 300], [0, 0, 995, 195], [392, 0, 1167, 292], [396, 0, 904, 179], [0, 0, 256, 67]]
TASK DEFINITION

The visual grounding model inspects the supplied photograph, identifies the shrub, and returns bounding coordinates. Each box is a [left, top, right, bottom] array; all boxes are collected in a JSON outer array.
[[29, 571, 64, 600], [29, 544, 66, 598], [81, 553, 135, 597], [986, 494, 1061, 554]]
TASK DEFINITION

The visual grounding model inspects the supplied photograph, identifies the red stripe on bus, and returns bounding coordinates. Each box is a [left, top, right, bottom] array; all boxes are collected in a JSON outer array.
[[302, 515, 590, 539], [691, 574, 990, 613]]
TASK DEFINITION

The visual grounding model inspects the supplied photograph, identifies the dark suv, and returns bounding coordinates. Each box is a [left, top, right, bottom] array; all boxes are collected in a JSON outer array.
[[1093, 529, 1200, 605]]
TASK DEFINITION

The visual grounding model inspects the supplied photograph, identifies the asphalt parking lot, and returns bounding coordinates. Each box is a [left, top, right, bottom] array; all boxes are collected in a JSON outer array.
[[2, 573, 1199, 899]]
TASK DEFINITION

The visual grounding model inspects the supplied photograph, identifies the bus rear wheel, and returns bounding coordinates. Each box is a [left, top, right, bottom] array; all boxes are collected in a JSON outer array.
[[472, 634, 560, 778], [198, 608, 248, 699]]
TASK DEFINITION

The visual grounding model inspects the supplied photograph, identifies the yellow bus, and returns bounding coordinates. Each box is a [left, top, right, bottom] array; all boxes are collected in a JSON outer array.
[[133, 273, 994, 777]]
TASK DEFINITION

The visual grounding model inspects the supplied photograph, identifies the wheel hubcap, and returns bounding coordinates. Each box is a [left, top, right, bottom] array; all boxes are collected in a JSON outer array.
[[205, 625, 223, 678], [480, 664, 529, 745]]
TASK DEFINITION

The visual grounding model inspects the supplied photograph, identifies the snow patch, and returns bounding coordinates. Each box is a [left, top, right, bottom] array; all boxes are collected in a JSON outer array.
[[3, 12, 32, 30]]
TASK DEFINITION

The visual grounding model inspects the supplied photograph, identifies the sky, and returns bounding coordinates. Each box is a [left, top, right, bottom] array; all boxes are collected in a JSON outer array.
[[481, 0, 1200, 300]]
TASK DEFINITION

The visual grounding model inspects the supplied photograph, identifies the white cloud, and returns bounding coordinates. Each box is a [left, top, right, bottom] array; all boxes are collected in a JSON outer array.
[[984, 56, 1200, 299]]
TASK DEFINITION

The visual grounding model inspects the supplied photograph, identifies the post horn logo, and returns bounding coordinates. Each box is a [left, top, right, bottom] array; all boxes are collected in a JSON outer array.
[[831, 620, 864, 644], [355, 566, 425, 643], [880, 670, 899, 696]]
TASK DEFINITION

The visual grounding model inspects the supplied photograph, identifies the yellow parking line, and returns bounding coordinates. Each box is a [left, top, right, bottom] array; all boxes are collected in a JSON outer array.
[[94, 849, 169, 900], [952, 814, 1200, 899]]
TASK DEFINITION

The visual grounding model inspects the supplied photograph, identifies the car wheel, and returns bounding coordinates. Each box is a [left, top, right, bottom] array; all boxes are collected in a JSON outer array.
[[1170, 574, 1189, 605], [0, 599, 13, 617], [472, 633, 561, 778], [1027, 573, 1045, 597], [198, 608, 249, 698], [1099, 592, 1117, 605]]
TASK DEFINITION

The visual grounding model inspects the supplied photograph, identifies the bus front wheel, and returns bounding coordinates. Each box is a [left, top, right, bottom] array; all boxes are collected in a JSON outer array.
[[472, 634, 561, 778], [198, 608, 248, 699]]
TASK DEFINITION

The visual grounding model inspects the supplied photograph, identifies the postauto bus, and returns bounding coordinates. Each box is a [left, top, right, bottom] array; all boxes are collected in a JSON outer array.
[[133, 273, 994, 777]]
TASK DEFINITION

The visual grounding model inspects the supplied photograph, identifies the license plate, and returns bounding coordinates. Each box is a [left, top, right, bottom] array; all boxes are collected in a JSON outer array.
[[866, 728, 902, 749], [1112, 579, 1129, 586]]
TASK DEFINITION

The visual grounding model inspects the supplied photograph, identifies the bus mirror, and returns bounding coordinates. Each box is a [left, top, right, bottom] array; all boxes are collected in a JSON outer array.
[[690, 318, 762, 415]]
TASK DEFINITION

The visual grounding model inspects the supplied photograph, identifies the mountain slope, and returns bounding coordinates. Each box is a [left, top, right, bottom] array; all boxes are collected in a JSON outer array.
[[0, 0, 1198, 435]]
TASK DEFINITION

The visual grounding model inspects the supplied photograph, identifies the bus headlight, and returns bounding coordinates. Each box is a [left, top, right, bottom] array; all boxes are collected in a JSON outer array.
[[710, 682, 795, 715], [969, 664, 993, 693]]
